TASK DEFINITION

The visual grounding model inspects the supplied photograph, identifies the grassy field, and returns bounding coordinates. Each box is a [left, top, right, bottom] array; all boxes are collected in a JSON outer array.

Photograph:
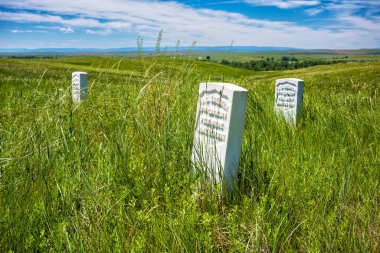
[[0, 56, 379, 252], [3, 49, 380, 63], [191, 50, 380, 62]]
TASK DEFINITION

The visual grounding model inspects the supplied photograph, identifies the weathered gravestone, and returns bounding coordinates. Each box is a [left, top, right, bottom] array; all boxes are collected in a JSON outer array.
[[72, 72, 88, 102], [274, 78, 304, 126], [192, 82, 248, 193]]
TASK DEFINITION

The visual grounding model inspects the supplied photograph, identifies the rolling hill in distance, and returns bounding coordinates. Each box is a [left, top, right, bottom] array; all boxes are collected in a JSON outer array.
[[1, 46, 379, 54]]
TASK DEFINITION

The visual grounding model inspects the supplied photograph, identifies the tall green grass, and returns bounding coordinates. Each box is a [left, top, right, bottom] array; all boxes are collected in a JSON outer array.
[[0, 57, 379, 252]]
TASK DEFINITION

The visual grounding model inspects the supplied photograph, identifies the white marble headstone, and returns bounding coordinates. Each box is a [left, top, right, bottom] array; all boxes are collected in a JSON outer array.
[[274, 78, 304, 126], [72, 72, 88, 102], [192, 82, 248, 193]]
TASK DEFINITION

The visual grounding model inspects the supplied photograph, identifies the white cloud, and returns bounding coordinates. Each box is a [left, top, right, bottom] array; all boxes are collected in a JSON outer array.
[[323, 1, 380, 33], [325, 0, 380, 16], [336, 15, 380, 31], [59, 26, 74, 33], [85, 29, 112, 36], [304, 8, 323, 16], [243, 0, 320, 9], [0, 0, 379, 49], [34, 25, 60, 29], [0, 11, 107, 28], [9, 29, 32, 33]]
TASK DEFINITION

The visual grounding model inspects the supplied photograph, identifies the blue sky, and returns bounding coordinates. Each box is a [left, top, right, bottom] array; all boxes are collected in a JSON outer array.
[[0, 0, 379, 49]]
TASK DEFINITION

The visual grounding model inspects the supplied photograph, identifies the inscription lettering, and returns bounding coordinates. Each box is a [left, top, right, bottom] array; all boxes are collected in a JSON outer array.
[[199, 127, 226, 141], [198, 92, 230, 144], [276, 82, 296, 111], [201, 117, 224, 130]]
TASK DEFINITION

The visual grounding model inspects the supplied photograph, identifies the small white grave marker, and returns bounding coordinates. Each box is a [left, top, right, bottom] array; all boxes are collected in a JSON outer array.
[[72, 72, 88, 102], [274, 78, 304, 126], [192, 82, 248, 193]]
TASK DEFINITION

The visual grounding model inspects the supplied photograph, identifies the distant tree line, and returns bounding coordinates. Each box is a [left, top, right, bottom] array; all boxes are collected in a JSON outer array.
[[220, 57, 345, 71], [8, 56, 57, 59]]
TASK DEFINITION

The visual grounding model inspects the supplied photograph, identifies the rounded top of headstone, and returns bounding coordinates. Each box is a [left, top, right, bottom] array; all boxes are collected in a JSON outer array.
[[200, 82, 248, 92], [276, 78, 303, 83], [72, 71, 88, 76]]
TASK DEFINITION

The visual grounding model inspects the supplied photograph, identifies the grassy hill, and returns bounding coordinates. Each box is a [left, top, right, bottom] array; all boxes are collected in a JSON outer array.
[[0, 57, 379, 252]]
